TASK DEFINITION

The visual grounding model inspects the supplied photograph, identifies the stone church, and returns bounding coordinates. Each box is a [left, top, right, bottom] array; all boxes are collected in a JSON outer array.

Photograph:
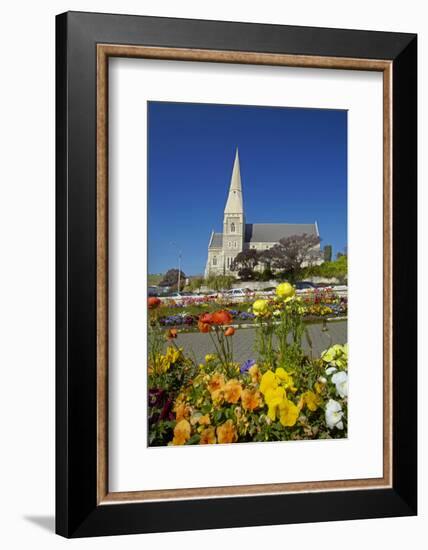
[[204, 149, 322, 277]]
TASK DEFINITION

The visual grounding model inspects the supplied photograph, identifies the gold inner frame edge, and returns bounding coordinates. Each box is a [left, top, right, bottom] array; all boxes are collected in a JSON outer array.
[[96, 44, 393, 505]]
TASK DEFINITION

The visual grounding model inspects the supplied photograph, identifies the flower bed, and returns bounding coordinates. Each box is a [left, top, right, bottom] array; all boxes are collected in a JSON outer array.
[[156, 291, 347, 329], [148, 284, 348, 446]]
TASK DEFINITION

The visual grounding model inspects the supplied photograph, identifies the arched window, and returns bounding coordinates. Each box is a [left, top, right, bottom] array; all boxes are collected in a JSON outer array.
[[212, 256, 217, 266], [227, 257, 230, 268], [228, 241, 232, 248], [233, 241, 237, 248], [230, 222, 235, 233]]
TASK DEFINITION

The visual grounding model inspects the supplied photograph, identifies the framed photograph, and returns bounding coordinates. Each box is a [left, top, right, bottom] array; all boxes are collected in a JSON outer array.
[[56, 11, 417, 538]]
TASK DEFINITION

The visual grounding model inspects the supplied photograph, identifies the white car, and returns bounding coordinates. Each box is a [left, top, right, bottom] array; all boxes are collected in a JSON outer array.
[[222, 288, 254, 301]]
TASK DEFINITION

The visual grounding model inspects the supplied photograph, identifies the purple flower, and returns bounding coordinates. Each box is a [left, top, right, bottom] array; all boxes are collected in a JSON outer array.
[[239, 312, 255, 320], [148, 388, 165, 406], [240, 359, 256, 374], [159, 397, 173, 420]]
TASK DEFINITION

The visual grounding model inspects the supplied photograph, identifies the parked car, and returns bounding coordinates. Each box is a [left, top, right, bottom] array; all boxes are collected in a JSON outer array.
[[294, 281, 318, 291], [148, 286, 159, 296], [330, 284, 348, 293], [258, 286, 276, 296], [160, 291, 194, 299], [221, 288, 254, 301]]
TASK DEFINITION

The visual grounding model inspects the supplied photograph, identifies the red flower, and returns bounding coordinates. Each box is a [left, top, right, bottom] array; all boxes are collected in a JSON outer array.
[[148, 297, 161, 309], [211, 310, 233, 325], [224, 326, 235, 337], [198, 320, 211, 333]]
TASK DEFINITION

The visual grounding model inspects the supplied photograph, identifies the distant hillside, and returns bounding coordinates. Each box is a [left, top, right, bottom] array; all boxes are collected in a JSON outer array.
[[148, 274, 163, 286]]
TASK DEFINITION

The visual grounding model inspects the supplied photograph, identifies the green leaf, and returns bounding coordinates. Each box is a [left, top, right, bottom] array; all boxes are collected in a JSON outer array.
[[185, 434, 201, 445]]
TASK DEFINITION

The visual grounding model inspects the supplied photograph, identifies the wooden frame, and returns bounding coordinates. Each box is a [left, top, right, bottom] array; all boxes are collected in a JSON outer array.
[[56, 11, 417, 537]]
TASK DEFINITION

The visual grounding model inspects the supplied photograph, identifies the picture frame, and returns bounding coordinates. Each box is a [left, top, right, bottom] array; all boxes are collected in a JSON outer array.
[[56, 11, 417, 538]]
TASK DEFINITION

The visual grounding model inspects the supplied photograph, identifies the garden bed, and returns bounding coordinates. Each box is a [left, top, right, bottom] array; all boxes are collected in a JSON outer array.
[[148, 284, 348, 447], [155, 292, 347, 331]]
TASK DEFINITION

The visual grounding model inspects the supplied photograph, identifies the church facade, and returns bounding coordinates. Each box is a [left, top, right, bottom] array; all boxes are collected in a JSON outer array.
[[204, 149, 322, 278]]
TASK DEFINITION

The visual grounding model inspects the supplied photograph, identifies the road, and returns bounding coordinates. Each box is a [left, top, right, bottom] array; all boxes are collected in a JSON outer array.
[[169, 320, 347, 364]]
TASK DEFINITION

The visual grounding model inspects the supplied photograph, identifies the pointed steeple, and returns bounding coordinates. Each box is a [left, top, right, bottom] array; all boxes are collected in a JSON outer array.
[[224, 148, 244, 214]]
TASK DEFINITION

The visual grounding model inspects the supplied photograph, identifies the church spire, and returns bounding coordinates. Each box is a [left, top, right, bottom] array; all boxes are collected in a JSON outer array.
[[224, 148, 244, 214]]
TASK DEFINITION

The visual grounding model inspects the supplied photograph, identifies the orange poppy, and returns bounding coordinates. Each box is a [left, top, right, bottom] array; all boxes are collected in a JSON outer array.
[[148, 296, 161, 309], [199, 312, 213, 324], [166, 328, 178, 340], [198, 320, 211, 333], [211, 310, 232, 325], [224, 326, 235, 336]]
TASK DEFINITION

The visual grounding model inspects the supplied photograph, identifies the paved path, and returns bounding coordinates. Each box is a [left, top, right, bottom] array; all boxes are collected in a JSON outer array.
[[170, 320, 347, 364]]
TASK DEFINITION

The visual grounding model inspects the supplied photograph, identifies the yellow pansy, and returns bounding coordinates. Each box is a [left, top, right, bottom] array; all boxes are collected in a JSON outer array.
[[200, 426, 216, 444], [264, 386, 285, 421], [321, 344, 348, 368], [259, 370, 278, 395], [216, 419, 238, 444], [172, 419, 191, 445], [301, 390, 321, 412], [205, 354, 216, 363], [241, 389, 262, 411], [314, 380, 325, 394], [165, 346, 181, 364], [210, 389, 224, 405], [279, 398, 299, 427], [223, 379, 242, 404], [249, 364, 261, 384], [276, 282, 295, 301], [252, 299, 269, 316], [173, 400, 191, 422], [275, 368, 297, 392], [198, 414, 211, 426], [156, 346, 182, 372], [208, 373, 225, 394]]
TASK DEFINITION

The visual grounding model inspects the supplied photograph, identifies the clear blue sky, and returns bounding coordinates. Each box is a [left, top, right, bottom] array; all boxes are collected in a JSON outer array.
[[148, 101, 347, 276]]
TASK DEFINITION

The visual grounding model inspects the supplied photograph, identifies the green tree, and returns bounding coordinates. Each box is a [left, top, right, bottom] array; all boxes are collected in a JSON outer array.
[[259, 267, 274, 281], [303, 255, 347, 283], [160, 268, 186, 291], [206, 274, 235, 292], [324, 244, 332, 262], [237, 267, 256, 280], [188, 276, 204, 293]]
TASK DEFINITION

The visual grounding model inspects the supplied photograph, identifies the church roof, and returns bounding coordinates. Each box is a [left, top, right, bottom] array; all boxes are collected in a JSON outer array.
[[224, 149, 244, 214], [245, 223, 318, 243], [208, 223, 318, 249], [208, 232, 223, 248]]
